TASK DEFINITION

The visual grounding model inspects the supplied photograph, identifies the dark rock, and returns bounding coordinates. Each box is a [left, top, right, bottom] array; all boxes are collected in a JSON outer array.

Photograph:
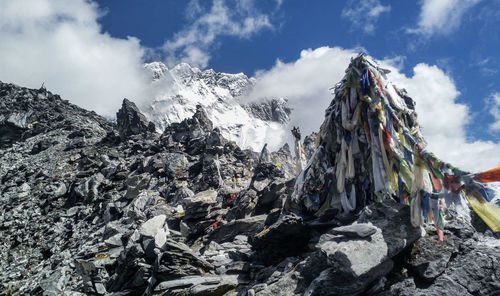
[[264, 208, 281, 226], [162, 105, 213, 147], [252, 215, 310, 262], [183, 189, 218, 220], [31, 138, 56, 154], [209, 215, 267, 243], [0, 113, 28, 148], [107, 244, 147, 292], [253, 181, 289, 215], [328, 223, 377, 239], [116, 98, 155, 138], [304, 260, 394, 296], [409, 235, 457, 281], [155, 239, 214, 281]]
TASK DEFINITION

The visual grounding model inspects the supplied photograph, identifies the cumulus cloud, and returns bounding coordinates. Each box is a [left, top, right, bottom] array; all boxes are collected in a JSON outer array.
[[341, 0, 391, 33], [488, 92, 500, 131], [162, 0, 274, 68], [248, 47, 360, 137], [247, 46, 500, 172], [384, 62, 500, 171], [0, 0, 151, 118], [410, 0, 482, 36]]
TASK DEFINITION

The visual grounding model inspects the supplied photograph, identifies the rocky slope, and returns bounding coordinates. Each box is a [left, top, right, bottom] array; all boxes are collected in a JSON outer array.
[[142, 62, 290, 152], [0, 75, 499, 296]]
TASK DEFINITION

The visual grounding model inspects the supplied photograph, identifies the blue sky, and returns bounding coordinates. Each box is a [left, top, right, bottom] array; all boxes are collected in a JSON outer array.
[[95, 0, 500, 142], [0, 0, 499, 170]]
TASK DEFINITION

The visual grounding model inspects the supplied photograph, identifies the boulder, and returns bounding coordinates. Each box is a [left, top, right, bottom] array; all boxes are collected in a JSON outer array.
[[139, 215, 166, 237], [306, 200, 421, 295]]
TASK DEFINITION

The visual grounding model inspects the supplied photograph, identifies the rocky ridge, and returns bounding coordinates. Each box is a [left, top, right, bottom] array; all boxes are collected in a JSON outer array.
[[142, 62, 291, 152], [0, 79, 499, 296]]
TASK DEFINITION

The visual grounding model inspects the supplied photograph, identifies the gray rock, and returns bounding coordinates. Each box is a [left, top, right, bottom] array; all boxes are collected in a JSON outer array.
[[94, 282, 107, 295], [124, 173, 150, 200], [317, 227, 389, 277], [173, 186, 195, 206], [357, 199, 422, 258], [139, 214, 166, 237], [105, 233, 123, 247], [154, 227, 169, 249], [155, 274, 238, 293], [162, 152, 189, 177], [183, 189, 219, 220], [184, 189, 218, 207], [255, 273, 298, 296], [306, 200, 421, 295], [156, 239, 214, 280], [180, 220, 191, 237]]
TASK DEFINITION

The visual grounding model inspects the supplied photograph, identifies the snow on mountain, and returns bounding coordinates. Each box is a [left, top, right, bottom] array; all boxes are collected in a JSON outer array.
[[141, 62, 290, 151]]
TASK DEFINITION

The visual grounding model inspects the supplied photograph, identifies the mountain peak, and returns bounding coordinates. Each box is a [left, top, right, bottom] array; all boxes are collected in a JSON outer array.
[[140, 62, 289, 151], [144, 62, 169, 81]]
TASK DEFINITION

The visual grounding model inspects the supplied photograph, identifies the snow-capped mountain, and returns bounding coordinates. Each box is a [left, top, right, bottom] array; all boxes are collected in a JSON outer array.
[[141, 62, 290, 151]]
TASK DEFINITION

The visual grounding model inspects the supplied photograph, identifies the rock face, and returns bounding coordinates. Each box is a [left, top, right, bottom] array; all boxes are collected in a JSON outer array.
[[1, 58, 499, 296], [116, 98, 156, 137], [242, 98, 291, 123]]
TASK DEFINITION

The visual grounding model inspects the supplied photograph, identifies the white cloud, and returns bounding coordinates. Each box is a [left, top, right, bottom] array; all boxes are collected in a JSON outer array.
[[384, 62, 500, 171], [411, 0, 482, 36], [249, 47, 360, 137], [0, 0, 279, 117], [247, 46, 500, 172], [0, 0, 149, 117], [341, 0, 391, 34], [163, 0, 274, 68], [488, 92, 500, 131]]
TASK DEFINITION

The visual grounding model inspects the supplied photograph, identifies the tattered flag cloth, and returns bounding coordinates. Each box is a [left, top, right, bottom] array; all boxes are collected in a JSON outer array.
[[290, 54, 500, 240], [474, 166, 500, 183], [464, 191, 500, 232]]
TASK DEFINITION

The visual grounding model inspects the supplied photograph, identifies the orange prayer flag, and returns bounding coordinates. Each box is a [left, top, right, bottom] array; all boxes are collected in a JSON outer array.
[[476, 166, 500, 183]]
